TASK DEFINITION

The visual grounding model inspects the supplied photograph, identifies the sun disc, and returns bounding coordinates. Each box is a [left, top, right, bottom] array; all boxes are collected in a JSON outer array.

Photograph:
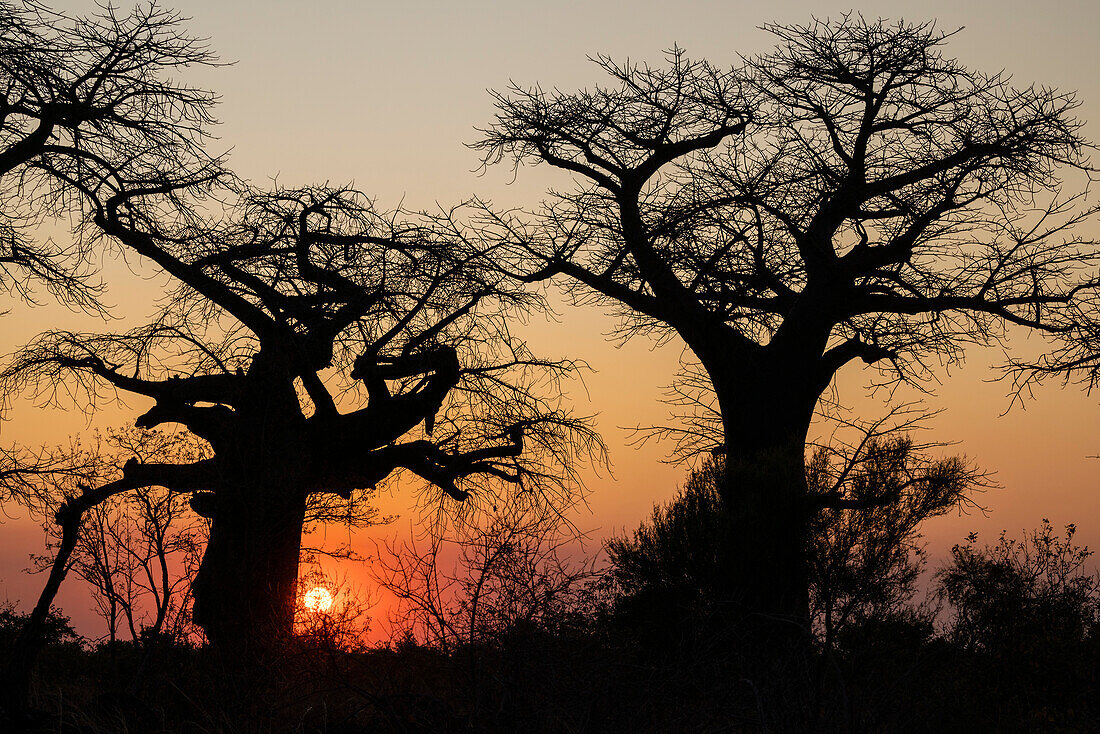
[[303, 586, 334, 612]]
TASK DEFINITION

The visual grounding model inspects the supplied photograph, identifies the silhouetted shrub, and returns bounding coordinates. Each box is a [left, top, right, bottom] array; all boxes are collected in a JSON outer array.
[[604, 458, 725, 650], [607, 439, 976, 651], [915, 521, 1100, 732], [938, 519, 1100, 651], [0, 601, 82, 650]]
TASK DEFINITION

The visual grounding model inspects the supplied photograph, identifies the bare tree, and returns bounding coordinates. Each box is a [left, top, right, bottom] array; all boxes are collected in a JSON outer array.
[[374, 498, 598, 651], [474, 17, 1098, 632], [0, 0, 217, 310], [293, 565, 376, 652], [374, 528, 462, 653], [0, 431, 124, 718], [61, 428, 209, 645], [373, 495, 600, 724], [2, 181, 603, 655]]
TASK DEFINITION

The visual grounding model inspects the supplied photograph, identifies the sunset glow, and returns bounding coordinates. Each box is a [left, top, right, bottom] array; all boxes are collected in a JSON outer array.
[[2, 0, 1100, 729], [303, 586, 334, 613]]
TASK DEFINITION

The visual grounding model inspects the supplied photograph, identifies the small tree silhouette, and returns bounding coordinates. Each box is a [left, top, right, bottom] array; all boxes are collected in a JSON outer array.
[[0, 431, 121, 717], [374, 496, 598, 651], [57, 429, 210, 646]]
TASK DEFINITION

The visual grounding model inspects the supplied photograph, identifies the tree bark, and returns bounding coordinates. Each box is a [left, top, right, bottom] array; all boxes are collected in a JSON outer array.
[[706, 359, 821, 727], [191, 484, 307, 654]]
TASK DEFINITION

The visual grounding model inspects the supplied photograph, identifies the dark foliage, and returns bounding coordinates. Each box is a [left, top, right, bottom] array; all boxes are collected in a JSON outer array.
[[0, 602, 81, 650], [939, 520, 1100, 651], [602, 458, 1098, 732]]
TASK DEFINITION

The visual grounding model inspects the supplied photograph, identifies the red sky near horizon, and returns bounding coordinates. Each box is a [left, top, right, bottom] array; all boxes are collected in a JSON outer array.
[[2, 0, 1098, 641]]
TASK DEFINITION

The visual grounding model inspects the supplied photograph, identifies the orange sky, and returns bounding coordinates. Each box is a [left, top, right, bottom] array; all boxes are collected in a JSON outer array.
[[2, 0, 1098, 639]]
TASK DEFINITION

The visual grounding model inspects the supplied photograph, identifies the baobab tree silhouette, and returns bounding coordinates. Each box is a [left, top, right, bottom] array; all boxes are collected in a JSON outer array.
[[475, 17, 1099, 641], [2, 184, 598, 656]]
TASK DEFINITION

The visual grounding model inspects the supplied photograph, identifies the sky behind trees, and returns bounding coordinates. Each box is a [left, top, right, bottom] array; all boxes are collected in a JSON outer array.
[[2, 0, 1099, 639]]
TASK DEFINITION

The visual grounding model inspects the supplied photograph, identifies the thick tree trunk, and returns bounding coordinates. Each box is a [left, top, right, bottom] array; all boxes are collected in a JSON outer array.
[[191, 484, 307, 653], [709, 361, 818, 640], [720, 433, 810, 632], [706, 359, 821, 726]]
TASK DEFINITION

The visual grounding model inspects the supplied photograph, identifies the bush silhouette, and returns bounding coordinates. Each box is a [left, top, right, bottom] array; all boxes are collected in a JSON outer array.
[[607, 437, 977, 650], [938, 520, 1099, 651]]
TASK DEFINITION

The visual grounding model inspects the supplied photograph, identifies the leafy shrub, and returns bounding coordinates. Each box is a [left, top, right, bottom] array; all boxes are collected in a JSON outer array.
[[0, 601, 82, 650], [938, 519, 1100, 651]]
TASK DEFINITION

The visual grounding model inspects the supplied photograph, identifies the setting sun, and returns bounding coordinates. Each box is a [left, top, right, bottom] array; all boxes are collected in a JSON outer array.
[[303, 587, 334, 613]]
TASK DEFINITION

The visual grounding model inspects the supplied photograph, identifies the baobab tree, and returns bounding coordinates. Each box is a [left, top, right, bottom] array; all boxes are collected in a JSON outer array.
[[475, 17, 1099, 635], [2, 182, 598, 653], [0, 0, 217, 310]]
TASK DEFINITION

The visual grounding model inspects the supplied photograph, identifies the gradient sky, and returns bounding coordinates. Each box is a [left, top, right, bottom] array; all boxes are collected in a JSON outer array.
[[2, 0, 1099, 638]]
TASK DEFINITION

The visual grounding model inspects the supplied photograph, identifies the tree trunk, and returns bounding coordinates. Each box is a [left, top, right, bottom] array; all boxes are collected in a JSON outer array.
[[191, 484, 307, 654], [1, 512, 83, 721], [708, 360, 820, 726], [720, 434, 810, 630], [710, 361, 818, 640]]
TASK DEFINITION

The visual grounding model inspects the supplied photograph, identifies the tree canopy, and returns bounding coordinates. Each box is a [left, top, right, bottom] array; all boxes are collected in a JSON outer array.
[[478, 20, 1097, 391], [0, 0, 217, 310]]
